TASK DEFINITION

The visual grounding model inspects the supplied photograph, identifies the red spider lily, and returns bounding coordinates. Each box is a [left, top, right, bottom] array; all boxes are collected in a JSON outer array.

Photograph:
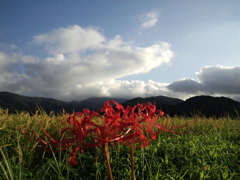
[[37, 100, 175, 164], [37, 100, 185, 180], [60, 109, 100, 165], [113, 102, 171, 148], [95, 100, 167, 145], [37, 109, 101, 165], [94, 100, 132, 143], [96, 101, 174, 180]]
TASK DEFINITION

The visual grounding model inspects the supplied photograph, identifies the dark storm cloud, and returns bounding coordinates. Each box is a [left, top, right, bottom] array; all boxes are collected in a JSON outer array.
[[168, 65, 240, 96], [167, 78, 202, 93], [198, 65, 240, 94]]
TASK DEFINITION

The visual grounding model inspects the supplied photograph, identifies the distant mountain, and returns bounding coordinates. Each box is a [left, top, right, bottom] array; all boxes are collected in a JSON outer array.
[[0, 92, 84, 114], [75, 97, 128, 111], [1, 92, 240, 118], [0, 92, 127, 114], [123, 96, 183, 108], [163, 95, 240, 118]]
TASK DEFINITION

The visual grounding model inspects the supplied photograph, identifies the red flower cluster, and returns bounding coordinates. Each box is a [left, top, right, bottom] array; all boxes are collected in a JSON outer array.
[[38, 100, 174, 165]]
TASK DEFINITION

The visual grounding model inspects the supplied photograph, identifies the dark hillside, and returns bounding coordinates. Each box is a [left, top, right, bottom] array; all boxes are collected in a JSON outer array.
[[123, 96, 183, 109], [79, 97, 128, 111], [0, 92, 127, 114], [1, 92, 240, 118], [164, 95, 240, 118], [0, 92, 84, 114]]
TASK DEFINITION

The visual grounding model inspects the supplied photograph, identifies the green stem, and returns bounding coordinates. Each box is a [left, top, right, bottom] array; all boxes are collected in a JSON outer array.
[[104, 143, 114, 180], [130, 144, 135, 180]]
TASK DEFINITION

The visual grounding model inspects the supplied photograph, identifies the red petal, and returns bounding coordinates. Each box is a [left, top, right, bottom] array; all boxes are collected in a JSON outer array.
[[159, 110, 164, 116], [67, 146, 80, 165]]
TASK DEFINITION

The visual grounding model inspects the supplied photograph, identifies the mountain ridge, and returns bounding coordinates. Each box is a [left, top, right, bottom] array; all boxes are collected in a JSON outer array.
[[0, 92, 128, 114], [1, 91, 240, 118], [164, 95, 240, 118], [122, 96, 183, 108]]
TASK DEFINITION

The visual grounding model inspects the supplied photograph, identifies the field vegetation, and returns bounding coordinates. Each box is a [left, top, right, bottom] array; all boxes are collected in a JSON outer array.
[[0, 107, 240, 180]]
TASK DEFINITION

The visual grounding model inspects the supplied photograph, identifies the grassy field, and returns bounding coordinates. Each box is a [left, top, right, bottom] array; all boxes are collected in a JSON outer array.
[[0, 108, 240, 180]]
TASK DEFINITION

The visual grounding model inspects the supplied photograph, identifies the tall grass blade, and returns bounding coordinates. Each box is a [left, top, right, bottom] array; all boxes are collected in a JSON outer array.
[[0, 148, 14, 180]]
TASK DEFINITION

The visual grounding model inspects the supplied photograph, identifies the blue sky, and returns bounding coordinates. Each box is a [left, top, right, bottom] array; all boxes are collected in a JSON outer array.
[[1, 0, 240, 101]]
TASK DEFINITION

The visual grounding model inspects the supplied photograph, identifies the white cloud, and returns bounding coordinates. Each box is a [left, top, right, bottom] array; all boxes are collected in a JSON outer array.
[[2, 37, 240, 101], [0, 25, 174, 100], [33, 25, 105, 54], [68, 79, 181, 100], [2, 32, 240, 102], [140, 11, 158, 28], [4, 26, 239, 102]]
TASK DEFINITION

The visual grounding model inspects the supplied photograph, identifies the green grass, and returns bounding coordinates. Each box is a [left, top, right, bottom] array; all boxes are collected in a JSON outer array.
[[0, 109, 240, 179]]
